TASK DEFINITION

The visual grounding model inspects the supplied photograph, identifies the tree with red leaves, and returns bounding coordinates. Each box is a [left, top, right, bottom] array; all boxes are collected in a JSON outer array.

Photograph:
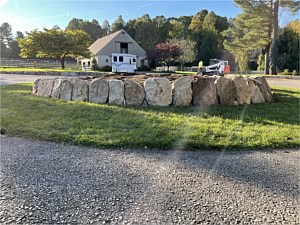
[[152, 43, 182, 71]]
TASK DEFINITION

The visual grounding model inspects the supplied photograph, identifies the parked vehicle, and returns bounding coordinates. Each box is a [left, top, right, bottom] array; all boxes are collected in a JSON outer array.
[[112, 53, 137, 73], [198, 59, 230, 76]]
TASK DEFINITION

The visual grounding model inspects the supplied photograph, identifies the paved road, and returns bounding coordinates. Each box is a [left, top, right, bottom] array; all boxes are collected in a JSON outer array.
[[0, 135, 299, 224], [1, 73, 300, 89], [0, 74, 69, 86], [266, 78, 300, 89]]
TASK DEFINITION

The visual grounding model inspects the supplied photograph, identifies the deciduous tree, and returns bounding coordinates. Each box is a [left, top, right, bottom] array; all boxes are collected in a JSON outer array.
[[18, 28, 93, 69], [170, 38, 196, 70], [152, 42, 182, 71]]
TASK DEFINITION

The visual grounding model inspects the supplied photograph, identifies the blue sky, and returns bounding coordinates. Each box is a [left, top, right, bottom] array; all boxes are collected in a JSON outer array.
[[0, 0, 297, 36]]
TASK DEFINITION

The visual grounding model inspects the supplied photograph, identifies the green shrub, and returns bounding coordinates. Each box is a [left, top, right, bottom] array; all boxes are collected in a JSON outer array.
[[292, 70, 298, 76], [283, 69, 291, 75], [91, 58, 99, 71], [98, 65, 112, 72], [137, 65, 152, 72]]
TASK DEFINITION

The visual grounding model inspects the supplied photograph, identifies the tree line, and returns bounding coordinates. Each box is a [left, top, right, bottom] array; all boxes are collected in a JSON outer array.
[[0, 0, 299, 74]]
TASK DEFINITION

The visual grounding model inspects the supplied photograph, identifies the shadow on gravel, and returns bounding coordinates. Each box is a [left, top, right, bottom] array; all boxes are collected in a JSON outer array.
[[119, 148, 299, 198]]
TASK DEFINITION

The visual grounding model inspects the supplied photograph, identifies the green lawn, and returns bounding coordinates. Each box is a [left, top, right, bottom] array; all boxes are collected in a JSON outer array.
[[1, 83, 299, 150]]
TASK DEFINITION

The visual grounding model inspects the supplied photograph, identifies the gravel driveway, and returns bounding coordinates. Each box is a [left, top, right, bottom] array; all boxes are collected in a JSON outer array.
[[0, 135, 299, 224]]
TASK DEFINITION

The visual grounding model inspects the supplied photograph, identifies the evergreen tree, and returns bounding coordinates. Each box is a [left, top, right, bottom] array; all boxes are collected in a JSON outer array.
[[0, 23, 24, 58], [112, 15, 125, 32], [277, 20, 300, 72], [66, 18, 103, 40], [0, 22, 12, 58], [225, 0, 299, 74], [102, 20, 111, 35]]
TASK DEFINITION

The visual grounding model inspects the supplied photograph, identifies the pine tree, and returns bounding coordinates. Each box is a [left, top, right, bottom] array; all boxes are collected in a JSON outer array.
[[224, 0, 299, 74], [112, 15, 125, 32]]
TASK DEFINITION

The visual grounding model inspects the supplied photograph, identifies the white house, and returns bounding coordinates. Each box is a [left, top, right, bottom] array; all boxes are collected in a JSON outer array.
[[84, 29, 148, 69]]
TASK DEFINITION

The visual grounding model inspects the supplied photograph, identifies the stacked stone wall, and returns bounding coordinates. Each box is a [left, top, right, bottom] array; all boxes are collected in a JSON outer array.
[[32, 76, 273, 106]]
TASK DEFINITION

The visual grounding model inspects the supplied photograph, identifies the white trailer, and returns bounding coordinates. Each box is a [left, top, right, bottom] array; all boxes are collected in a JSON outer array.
[[112, 53, 137, 73]]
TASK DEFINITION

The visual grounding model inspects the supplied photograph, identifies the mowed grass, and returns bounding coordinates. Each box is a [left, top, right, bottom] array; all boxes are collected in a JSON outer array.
[[0, 67, 82, 73], [1, 83, 299, 150]]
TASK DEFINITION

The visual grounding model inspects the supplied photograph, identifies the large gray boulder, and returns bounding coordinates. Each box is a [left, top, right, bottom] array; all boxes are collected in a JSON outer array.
[[50, 78, 72, 100], [59, 79, 72, 101], [144, 78, 172, 106], [248, 79, 265, 104], [32, 79, 41, 95], [89, 78, 109, 104], [192, 77, 218, 106], [108, 80, 124, 105], [124, 80, 145, 105], [172, 76, 193, 106], [252, 76, 273, 102], [214, 77, 236, 105], [34, 79, 55, 97], [51, 79, 63, 99], [232, 76, 251, 104], [72, 79, 89, 102]]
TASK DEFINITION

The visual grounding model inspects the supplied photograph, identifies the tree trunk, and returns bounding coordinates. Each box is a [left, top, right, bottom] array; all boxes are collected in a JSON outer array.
[[264, 45, 270, 75], [60, 57, 65, 70], [269, 0, 279, 75]]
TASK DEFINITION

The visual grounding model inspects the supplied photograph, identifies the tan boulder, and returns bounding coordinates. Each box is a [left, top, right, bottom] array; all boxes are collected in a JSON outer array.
[[232, 76, 251, 104], [89, 78, 109, 104], [214, 77, 236, 105], [192, 77, 218, 106], [124, 80, 145, 106], [109, 80, 124, 105], [144, 78, 172, 106], [172, 76, 193, 106]]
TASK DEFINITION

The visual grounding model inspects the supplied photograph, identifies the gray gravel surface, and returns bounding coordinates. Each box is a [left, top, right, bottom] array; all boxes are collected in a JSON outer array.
[[0, 135, 299, 224], [266, 78, 300, 89]]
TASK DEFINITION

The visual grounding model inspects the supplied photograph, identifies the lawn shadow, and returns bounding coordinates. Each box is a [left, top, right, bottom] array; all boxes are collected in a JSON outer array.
[[1, 84, 299, 150], [134, 87, 300, 126]]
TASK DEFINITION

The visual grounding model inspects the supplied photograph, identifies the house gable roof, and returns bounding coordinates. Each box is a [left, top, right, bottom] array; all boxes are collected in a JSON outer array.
[[88, 29, 146, 56]]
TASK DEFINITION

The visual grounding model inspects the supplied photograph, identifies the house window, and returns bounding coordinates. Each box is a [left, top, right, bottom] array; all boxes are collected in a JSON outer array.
[[113, 56, 117, 62], [141, 59, 145, 66], [119, 56, 124, 62], [88, 61, 90, 66], [132, 58, 136, 63], [120, 43, 128, 53]]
